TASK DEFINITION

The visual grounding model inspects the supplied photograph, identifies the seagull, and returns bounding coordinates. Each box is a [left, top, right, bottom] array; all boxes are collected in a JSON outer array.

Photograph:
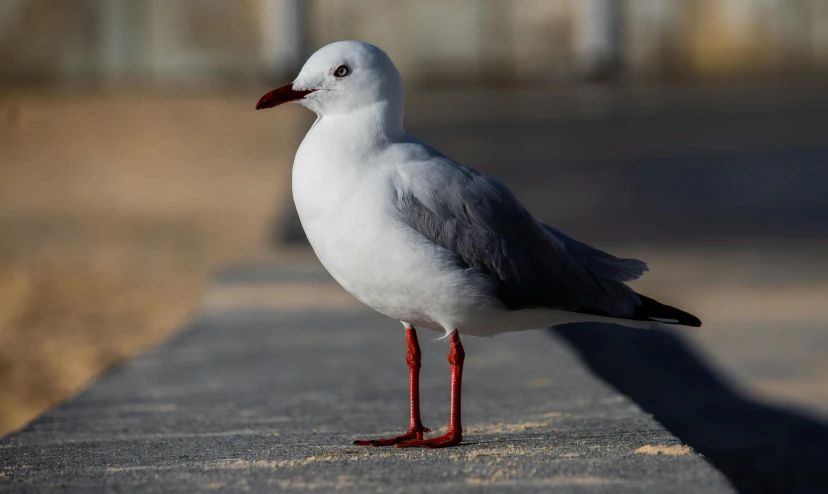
[[256, 40, 701, 449]]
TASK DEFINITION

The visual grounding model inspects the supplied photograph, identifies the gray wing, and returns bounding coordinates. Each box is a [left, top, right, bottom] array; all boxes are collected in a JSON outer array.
[[391, 157, 648, 317]]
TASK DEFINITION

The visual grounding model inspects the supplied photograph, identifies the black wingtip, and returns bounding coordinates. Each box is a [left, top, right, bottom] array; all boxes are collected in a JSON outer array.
[[635, 293, 702, 328]]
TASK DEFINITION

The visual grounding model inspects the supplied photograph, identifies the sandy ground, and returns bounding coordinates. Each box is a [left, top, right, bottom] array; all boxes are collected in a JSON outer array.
[[0, 92, 309, 436]]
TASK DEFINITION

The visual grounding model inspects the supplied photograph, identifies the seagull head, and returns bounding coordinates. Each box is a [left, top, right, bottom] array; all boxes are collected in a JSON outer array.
[[256, 41, 403, 117]]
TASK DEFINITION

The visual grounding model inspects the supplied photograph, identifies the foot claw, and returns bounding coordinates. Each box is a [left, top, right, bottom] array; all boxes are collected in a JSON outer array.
[[353, 427, 430, 447], [394, 432, 462, 449], [352, 440, 378, 447]]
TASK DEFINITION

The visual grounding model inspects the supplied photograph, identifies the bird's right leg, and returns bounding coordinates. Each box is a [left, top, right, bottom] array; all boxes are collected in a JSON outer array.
[[353, 325, 431, 446]]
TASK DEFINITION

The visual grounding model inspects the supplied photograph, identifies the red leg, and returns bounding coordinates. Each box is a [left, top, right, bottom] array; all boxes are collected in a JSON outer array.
[[397, 330, 464, 448], [354, 325, 431, 446]]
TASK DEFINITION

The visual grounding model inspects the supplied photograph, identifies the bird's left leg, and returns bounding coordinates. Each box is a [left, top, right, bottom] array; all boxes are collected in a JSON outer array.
[[353, 325, 431, 446], [396, 330, 464, 448]]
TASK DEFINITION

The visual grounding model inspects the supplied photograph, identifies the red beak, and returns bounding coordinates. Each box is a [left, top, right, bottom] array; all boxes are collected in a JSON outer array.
[[255, 84, 316, 110]]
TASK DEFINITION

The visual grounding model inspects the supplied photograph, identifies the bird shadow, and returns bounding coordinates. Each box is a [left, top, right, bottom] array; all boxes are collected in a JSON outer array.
[[549, 323, 828, 494]]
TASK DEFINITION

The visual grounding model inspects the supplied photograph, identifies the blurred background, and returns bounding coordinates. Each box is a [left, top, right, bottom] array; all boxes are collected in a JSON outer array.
[[1, 0, 827, 438]]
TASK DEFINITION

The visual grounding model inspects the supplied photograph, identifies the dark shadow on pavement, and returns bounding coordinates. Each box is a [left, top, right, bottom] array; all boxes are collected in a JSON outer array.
[[550, 324, 828, 494]]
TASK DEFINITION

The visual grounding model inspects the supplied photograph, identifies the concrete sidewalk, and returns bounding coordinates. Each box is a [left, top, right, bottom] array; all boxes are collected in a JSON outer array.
[[0, 263, 732, 493]]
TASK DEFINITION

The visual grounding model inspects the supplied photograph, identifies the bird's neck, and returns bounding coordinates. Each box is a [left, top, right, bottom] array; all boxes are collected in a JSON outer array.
[[312, 100, 405, 150]]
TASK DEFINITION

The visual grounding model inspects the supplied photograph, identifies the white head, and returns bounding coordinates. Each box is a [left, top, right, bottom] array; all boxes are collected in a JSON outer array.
[[256, 41, 403, 118]]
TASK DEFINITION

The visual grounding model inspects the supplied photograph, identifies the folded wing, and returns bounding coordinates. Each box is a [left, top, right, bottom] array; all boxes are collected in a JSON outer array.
[[391, 157, 648, 319]]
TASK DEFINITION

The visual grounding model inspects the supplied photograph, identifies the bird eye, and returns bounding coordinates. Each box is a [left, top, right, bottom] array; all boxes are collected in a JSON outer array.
[[334, 65, 350, 78]]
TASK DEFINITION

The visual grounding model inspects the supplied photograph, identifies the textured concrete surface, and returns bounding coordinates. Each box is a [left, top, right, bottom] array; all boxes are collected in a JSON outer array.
[[0, 263, 734, 493]]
